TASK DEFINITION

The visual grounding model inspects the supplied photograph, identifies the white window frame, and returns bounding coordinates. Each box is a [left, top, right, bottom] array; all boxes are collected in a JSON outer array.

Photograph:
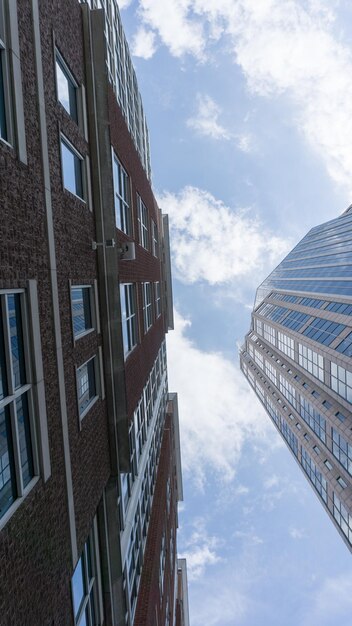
[[120, 283, 138, 357], [152, 220, 158, 257], [55, 48, 79, 123], [76, 355, 99, 421], [142, 282, 153, 333], [113, 154, 132, 235], [71, 518, 103, 626], [137, 195, 149, 250], [0, 286, 51, 529], [60, 134, 86, 202], [154, 282, 161, 319], [70, 284, 95, 341]]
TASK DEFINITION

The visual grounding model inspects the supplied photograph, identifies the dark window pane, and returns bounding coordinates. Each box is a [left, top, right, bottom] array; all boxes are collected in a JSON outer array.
[[0, 50, 7, 141], [72, 556, 85, 619], [72, 287, 92, 337], [0, 407, 16, 517], [0, 307, 7, 400], [7, 294, 26, 389], [16, 393, 34, 488], [56, 57, 78, 122], [61, 139, 83, 199]]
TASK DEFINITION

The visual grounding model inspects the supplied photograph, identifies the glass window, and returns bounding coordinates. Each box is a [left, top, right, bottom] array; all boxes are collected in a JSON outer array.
[[263, 324, 275, 345], [298, 344, 324, 382], [120, 283, 138, 356], [152, 220, 158, 257], [277, 331, 294, 360], [137, 195, 149, 249], [155, 282, 161, 318], [301, 448, 327, 503], [299, 397, 326, 443], [0, 292, 36, 520], [279, 374, 296, 408], [113, 156, 132, 234], [331, 362, 352, 403], [142, 282, 152, 332], [333, 493, 352, 544], [0, 46, 7, 141], [61, 136, 84, 199], [72, 526, 100, 625], [71, 286, 93, 338], [56, 52, 78, 122], [331, 427, 352, 475], [77, 357, 97, 418]]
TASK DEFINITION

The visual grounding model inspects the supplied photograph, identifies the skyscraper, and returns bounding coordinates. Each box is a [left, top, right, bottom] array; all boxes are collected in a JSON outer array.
[[0, 1, 189, 624], [240, 206, 352, 552]]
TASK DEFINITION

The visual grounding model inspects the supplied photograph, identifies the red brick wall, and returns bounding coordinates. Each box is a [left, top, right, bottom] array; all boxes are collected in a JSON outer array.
[[134, 413, 179, 626]]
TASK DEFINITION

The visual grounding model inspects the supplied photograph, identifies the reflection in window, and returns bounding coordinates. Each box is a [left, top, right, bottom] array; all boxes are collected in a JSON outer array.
[[56, 52, 78, 121], [72, 528, 100, 625], [71, 286, 93, 338], [0, 292, 36, 520], [120, 283, 138, 356], [77, 358, 97, 417], [113, 156, 131, 234], [61, 137, 83, 199]]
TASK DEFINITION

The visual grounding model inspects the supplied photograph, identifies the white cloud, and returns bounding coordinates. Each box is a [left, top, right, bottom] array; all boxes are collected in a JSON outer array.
[[181, 518, 222, 580], [187, 94, 231, 140], [158, 186, 290, 285], [289, 527, 306, 540], [167, 309, 273, 487], [137, 0, 205, 59], [233, 530, 263, 545], [117, 0, 133, 7], [136, 0, 352, 194], [131, 26, 157, 59], [303, 572, 352, 626]]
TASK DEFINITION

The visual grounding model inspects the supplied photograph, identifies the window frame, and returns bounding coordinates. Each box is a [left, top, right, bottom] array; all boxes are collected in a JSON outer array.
[[142, 282, 153, 333], [70, 284, 95, 341], [60, 133, 86, 202], [120, 283, 138, 358], [55, 48, 79, 123], [154, 282, 161, 319], [0, 3, 12, 146], [0, 289, 40, 528], [71, 518, 103, 626], [76, 355, 99, 421], [137, 195, 149, 250], [152, 220, 159, 257], [113, 154, 132, 235]]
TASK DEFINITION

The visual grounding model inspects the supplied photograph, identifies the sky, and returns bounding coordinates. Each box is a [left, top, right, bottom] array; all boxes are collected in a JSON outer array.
[[118, 1, 352, 624]]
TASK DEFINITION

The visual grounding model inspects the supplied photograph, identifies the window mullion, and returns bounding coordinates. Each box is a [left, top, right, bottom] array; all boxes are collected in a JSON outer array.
[[3, 296, 14, 395], [10, 400, 24, 497]]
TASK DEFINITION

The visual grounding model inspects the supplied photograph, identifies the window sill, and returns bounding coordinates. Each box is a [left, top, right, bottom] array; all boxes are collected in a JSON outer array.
[[0, 475, 40, 531], [74, 327, 95, 342], [63, 187, 86, 205], [79, 394, 99, 423]]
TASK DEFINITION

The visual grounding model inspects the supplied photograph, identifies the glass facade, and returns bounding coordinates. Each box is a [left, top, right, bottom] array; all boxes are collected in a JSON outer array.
[[241, 206, 352, 552]]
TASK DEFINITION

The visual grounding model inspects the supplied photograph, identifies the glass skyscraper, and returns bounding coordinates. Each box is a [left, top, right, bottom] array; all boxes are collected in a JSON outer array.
[[241, 206, 352, 551]]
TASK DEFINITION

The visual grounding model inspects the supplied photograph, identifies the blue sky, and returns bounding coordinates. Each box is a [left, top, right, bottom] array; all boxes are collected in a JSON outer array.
[[119, 1, 352, 624]]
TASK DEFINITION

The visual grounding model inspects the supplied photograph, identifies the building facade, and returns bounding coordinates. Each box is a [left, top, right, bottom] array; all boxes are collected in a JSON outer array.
[[0, 1, 189, 625], [241, 206, 352, 553]]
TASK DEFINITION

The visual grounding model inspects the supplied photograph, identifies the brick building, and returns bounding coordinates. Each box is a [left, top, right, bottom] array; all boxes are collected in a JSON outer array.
[[0, 1, 189, 624], [241, 206, 352, 554]]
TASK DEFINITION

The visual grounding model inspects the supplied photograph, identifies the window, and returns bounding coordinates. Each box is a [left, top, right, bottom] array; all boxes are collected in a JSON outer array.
[[256, 319, 263, 336], [332, 427, 352, 476], [56, 51, 78, 122], [159, 531, 166, 594], [120, 283, 138, 356], [281, 418, 298, 456], [333, 493, 352, 544], [264, 324, 275, 345], [137, 195, 149, 249], [265, 360, 277, 385], [0, 42, 7, 141], [298, 344, 324, 382], [76, 357, 97, 418], [71, 286, 93, 338], [254, 349, 263, 369], [331, 362, 352, 403], [0, 292, 37, 520], [278, 332, 294, 360], [155, 282, 161, 318], [113, 156, 132, 234], [299, 397, 326, 443], [71, 523, 101, 626], [301, 448, 327, 503], [61, 136, 84, 200], [279, 374, 296, 408], [256, 382, 265, 403], [142, 282, 153, 332], [152, 220, 159, 256]]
